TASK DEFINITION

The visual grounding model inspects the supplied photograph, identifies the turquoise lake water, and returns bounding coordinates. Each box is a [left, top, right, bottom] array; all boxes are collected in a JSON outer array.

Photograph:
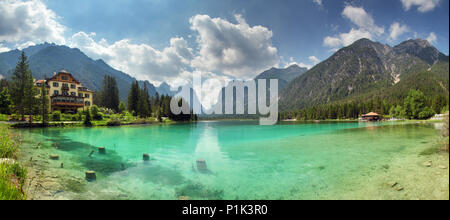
[[17, 121, 441, 200]]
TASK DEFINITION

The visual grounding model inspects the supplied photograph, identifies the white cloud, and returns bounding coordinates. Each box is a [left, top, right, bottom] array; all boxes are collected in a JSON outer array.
[[190, 14, 279, 79], [323, 6, 384, 50], [426, 32, 437, 44], [400, 0, 441, 13], [389, 22, 410, 41], [69, 31, 194, 84], [309, 56, 320, 65], [0, 0, 66, 45], [283, 57, 315, 69], [0, 44, 10, 53], [313, 0, 323, 6], [342, 6, 384, 35]]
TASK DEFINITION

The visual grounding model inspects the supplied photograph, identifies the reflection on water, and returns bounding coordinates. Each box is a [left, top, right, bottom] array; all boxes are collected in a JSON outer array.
[[16, 121, 441, 200]]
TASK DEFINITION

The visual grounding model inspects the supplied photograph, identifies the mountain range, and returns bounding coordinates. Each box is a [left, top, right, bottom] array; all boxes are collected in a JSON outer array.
[[279, 38, 449, 110], [0, 43, 174, 101], [1, 38, 448, 113]]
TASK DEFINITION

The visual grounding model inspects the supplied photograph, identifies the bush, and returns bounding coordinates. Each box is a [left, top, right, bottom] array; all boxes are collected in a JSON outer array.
[[91, 106, 103, 120], [418, 107, 436, 119], [9, 114, 20, 121], [106, 118, 121, 126], [84, 110, 92, 126], [51, 111, 61, 121], [0, 114, 8, 121]]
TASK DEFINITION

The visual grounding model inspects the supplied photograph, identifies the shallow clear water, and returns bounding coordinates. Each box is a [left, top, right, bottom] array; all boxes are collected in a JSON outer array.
[[16, 121, 441, 199]]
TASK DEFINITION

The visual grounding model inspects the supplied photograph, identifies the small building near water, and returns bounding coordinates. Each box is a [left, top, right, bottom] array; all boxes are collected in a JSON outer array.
[[361, 112, 382, 121]]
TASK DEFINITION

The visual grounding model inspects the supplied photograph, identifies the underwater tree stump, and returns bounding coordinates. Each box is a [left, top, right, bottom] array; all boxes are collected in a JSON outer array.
[[49, 154, 59, 160], [85, 171, 96, 181], [196, 159, 207, 172], [98, 147, 106, 154]]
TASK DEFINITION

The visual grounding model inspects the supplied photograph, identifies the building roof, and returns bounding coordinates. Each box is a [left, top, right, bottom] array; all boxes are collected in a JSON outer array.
[[362, 112, 381, 116], [47, 70, 81, 84]]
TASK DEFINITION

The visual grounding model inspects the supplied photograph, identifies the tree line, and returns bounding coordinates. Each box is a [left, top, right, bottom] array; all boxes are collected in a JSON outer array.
[[0, 52, 47, 124], [96, 74, 197, 122], [280, 89, 449, 121]]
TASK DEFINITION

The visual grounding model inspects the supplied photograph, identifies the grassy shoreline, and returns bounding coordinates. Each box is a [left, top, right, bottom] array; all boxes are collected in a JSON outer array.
[[0, 124, 27, 200]]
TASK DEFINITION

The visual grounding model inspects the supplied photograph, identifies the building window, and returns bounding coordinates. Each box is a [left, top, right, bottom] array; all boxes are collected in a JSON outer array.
[[71, 92, 76, 96], [85, 94, 90, 98], [61, 76, 68, 80], [85, 101, 91, 106], [71, 84, 76, 89], [53, 82, 59, 87], [79, 93, 83, 97], [54, 90, 59, 95], [62, 91, 68, 96]]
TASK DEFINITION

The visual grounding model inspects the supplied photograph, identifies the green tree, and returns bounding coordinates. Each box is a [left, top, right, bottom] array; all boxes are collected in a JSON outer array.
[[39, 81, 49, 126], [127, 81, 140, 116], [90, 105, 103, 120], [0, 79, 8, 91], [0, 88, 12, 114], [11, 52, 36, 121], [138, 83, 150, 118], [99, 75, 120, 112], [84, 109, 92, 126], [118, 102, 126, 114], [418, 107, 436, 119], [403, 89, 426, 119]]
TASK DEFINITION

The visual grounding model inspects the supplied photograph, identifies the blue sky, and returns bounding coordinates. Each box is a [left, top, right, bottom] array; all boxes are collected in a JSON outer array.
[[1, 0, 449, 86]]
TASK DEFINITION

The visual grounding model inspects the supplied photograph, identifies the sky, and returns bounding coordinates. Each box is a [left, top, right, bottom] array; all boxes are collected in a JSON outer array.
[[1, 0, 449, 90]]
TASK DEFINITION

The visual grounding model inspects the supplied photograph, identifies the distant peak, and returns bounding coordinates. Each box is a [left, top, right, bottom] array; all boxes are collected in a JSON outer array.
[[159, 82, 171, 89], [399, 38, 431, 48]]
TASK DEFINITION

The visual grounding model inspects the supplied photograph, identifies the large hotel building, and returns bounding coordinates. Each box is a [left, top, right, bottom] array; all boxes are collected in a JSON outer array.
[[35, 70, 94, 113]]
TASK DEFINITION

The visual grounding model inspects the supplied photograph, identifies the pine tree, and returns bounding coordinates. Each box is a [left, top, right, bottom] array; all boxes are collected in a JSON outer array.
[[11, 52, 37, 122], [138, 83, 150, 118], [0, 87, 12, 114], [127, 81, 140, 116], [100, 75, 120, 112], [40, 80, 49, 126]]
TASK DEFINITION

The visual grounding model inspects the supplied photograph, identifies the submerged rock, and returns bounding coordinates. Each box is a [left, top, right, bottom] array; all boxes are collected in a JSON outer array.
[[387, 181, 398, 188], [438, 165, 447, 169], [394, 186, 404, 191], [196, 159, 207, 172], [178, 196, 190, 200], [423, 161, 432, 167], [49, 154, 60, 160]]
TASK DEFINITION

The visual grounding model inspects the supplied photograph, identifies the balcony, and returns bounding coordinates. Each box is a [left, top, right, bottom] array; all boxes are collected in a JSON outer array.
[[51, 95, 84, 107], [61, 84, 69, 90]]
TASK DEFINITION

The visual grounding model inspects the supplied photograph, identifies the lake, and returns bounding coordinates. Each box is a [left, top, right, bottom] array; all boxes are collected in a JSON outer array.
[[16, 121, 446, 200]]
